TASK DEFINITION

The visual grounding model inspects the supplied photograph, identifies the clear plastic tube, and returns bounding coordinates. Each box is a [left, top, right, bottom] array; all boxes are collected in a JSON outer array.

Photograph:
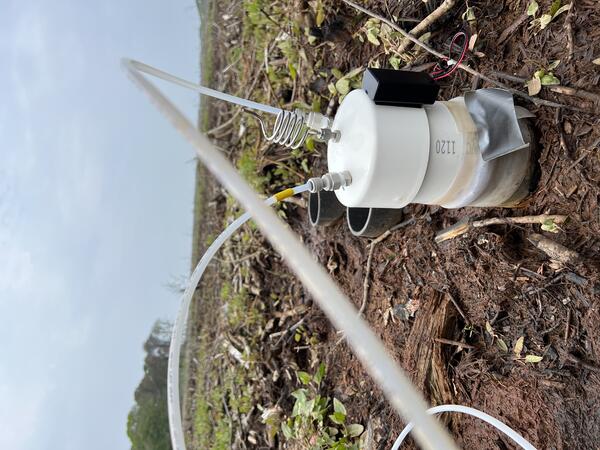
[[123, 57, 458, 450], [167, 183, 310, 450], [126, 59, 281, 115], [392, 404, 537, 450]]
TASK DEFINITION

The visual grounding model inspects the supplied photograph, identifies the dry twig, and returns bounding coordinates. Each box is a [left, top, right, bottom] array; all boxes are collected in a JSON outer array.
[[528, 233, 581, 265], [396, 0, 457, 54], [435, 214, 569, 243], [491, 71, 600, 104], [342, 0, 585, 111], [434, 337, 476, 350]]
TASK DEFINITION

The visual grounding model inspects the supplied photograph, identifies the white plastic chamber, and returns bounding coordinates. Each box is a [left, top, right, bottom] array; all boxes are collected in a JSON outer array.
[[328, 89, 535, 209]]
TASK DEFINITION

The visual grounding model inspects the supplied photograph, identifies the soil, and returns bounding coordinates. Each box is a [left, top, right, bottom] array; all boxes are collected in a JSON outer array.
[[190, 0, 600, 448], [301, 1, 600, 448]]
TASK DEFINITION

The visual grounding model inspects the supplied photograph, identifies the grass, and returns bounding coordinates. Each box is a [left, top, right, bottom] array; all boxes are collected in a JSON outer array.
[[185, 0, 336, 446], [190, 279, 261, 449]]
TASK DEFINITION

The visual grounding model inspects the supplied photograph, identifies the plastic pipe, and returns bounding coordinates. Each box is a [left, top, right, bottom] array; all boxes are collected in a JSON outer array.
[[127, 59, 281, 115], [392, 404, 537, 450], [166, 183, 310, 450], [123, 57, 458, 450]]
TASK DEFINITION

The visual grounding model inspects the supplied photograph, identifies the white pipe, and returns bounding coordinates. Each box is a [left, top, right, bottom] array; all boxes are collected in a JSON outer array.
[[122, 57, 458, 450], [392, 404, 537, 450], [128, 59, 281, 115]]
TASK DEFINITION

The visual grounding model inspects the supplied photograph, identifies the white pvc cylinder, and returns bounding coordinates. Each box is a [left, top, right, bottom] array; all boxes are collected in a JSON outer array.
[[328, 90, 534, 210], [327, 89, 430, 208]]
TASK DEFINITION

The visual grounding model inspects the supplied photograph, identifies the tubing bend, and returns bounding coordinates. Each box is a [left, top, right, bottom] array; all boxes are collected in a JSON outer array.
[[393, 404, 537, 450], [166, 184, 309, 450]]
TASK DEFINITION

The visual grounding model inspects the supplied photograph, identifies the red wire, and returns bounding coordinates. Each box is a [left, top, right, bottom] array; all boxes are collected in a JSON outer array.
[[431, 31, 469, 81]]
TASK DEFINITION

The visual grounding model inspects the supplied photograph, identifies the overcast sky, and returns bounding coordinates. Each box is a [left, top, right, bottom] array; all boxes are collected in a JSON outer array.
[[1, 0, 200, 448]]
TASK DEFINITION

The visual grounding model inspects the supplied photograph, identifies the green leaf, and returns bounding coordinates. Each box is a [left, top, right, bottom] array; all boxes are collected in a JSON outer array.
[[527, 0, 539, 16], [329, 412, 346, 425], [335, 78, 351, 95], [291, 389, 307, 417], [316, 0, 325, 27], [525, 354, 544, 363], [344, 67, 364, 79], [281, 421, 294, 439], [297, 371, 311, 385], [540, 73, 560, 85], [346, 423, 365, 437], [304, 398, 316, 417], [553, 3, 572, 18], [288, 62, 297, 81], [366, 28, 380, 46], [327, 82, 337, 95], [333, 398, 347, 415], [291, 388, 307, 401], [389, 56, 401, 70], [513, 336, 525, 356], [541, 218, 559, 233], [496, 338, 509, 353], [314, 362, 326, 385], [331, 68, 344, 79], [549, 0, 562, 16]]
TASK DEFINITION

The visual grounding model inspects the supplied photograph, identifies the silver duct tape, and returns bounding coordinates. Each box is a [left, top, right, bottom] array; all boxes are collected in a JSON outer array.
[[464, 88, 530, 161]]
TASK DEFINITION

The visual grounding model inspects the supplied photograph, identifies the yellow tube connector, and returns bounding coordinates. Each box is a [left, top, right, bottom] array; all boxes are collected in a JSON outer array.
[[274, 188, 295, 202]]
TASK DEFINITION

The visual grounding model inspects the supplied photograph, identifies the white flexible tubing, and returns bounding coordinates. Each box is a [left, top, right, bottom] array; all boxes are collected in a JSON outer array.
[[165, 183, 310, 450], [127, 59, 281, 115], [122, 57, 458, 450], [392, 404, 537, 450]]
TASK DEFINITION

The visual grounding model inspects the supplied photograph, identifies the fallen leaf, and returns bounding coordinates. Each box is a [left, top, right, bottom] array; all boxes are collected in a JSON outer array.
[[496, 338, 509, 352], [514, 336, 525, 356], [468, 34, 478, 51], [528, 77, 542, 96], [366, 28, 380, 46], [335, 78, 351, 95], [539, 13, 553, 29], [344, 67, 364, 79], [525, 354, 544, 363], [548, 59, 561, 70], [347, 423, 365, 437], [592, 58, 600, 65]]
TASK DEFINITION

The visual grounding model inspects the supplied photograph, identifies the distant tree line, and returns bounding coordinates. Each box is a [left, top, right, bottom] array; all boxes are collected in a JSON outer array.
[[127, 320, 173, 450]]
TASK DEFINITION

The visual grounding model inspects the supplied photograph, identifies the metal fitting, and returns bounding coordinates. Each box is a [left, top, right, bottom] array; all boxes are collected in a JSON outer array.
[[305, 111, 341, 144], [317, 128, 341, 143], [308, 171, 352, 193]]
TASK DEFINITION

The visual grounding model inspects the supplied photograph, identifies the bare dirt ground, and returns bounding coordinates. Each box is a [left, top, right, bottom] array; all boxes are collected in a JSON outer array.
[[186, 0, 600, 448]]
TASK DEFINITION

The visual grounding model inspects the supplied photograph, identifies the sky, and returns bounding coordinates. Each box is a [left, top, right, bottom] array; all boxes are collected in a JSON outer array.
[[0, 0, 201, 448]]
